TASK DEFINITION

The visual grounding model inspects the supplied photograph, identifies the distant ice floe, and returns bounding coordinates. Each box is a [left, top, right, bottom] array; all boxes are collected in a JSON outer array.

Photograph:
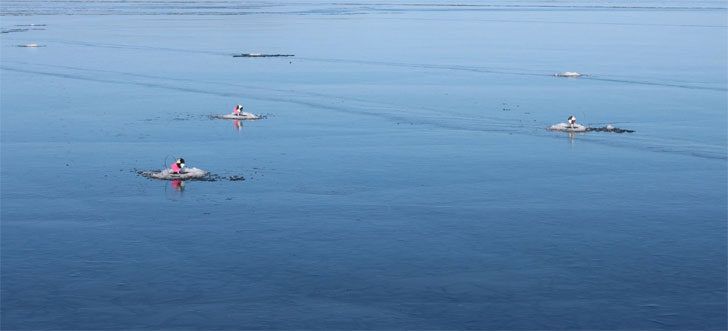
[[549, 123, 635, 133], [233, 53, 294, 57], [554, 72, 582, 77], [17, 44, 45, 47], [212, 113, 262, 120], [140, 167, 209, 180]]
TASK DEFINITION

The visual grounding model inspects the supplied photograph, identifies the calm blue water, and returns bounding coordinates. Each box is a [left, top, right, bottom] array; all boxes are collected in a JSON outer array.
[[1, 1, 726, 329]]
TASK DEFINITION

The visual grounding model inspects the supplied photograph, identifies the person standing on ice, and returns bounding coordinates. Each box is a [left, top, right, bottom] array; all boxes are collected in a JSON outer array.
[[234, 104, 244, 115], [171, 158, 185, 174], [568, 116, 577, 129]]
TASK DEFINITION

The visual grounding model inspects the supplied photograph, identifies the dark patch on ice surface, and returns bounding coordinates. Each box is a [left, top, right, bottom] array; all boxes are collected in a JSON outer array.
[[233, 53, 294, 58], [550, 123, 635, 133], [586, 126, 635, 133]]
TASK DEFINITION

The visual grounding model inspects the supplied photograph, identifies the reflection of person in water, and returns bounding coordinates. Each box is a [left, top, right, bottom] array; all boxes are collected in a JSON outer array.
[[171, 158, 185, 174], [567, 131, 585, 144], [234, 120, 243, 131], [171, 180, 185, 191]]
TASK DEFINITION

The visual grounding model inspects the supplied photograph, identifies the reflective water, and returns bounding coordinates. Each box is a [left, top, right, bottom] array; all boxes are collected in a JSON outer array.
[[1, 1, 726, 329]]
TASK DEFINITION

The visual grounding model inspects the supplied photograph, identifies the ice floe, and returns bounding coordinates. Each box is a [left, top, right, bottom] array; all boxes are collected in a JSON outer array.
[[212, 113, 262, 120], [233, 53, 294, 58], [549, 122, 587, 132], [137, 168, 246, 182], [139, 167, 209, 180], [554, 72, 582, 77]]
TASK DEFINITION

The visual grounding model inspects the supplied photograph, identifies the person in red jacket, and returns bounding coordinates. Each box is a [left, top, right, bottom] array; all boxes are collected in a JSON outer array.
[[171, 158, 185, 174]]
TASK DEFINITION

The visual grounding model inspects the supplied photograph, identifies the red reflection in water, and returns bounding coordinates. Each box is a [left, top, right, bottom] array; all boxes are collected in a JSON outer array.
[[171, 180, 185, 192]]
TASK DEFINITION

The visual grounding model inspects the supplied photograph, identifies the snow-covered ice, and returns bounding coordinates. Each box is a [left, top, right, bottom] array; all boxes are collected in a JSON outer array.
[[140, 167, 209, 180]]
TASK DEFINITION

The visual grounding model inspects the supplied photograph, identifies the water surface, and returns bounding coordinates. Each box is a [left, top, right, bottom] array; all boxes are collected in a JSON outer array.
[[1, 1, 726, 329]]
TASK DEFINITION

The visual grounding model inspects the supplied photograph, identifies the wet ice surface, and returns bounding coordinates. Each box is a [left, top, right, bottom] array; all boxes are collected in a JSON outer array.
[[212, 113, 264, 120], [1, 0, 726, 329], [139, 167, 209, 180], [549, 123, 635, 133], [549, 123, 587, 132], [138, 168, 247, 182]]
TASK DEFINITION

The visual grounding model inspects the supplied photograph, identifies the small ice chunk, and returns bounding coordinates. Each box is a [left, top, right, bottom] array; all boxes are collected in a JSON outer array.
[[554, 72, 582, 77], [549, 122, 587, 132], [590, 124, 634, 133]]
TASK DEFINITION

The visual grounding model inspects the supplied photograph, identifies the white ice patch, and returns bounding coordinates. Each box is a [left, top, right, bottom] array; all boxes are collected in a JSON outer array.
[[141, 167, 209, 180], [212, 112, 262, 120], [549, 122, 587, 132], [554, 72, 582, 77]]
